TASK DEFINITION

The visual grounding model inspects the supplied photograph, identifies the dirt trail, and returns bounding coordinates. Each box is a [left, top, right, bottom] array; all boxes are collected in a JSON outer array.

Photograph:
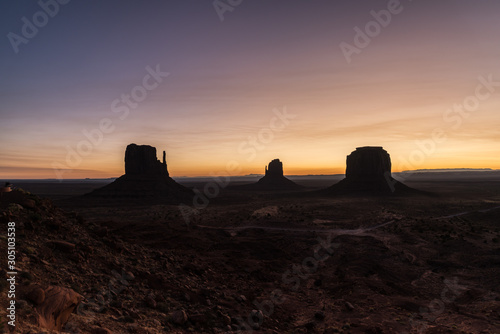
[[434, 205, 500, 219], [196, 220, 396, 235]]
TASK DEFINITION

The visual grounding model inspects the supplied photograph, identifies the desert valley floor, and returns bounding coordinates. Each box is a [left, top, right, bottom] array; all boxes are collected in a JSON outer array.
[[1, 172, 500, 333]]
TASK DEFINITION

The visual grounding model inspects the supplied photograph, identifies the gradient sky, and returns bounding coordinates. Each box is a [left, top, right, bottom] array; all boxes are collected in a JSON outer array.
[[1, 0, 499, 178]]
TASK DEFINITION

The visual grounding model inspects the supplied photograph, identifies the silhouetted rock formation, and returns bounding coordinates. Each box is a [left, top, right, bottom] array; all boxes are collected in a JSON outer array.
[[87, 144, 192, 202], [236, 159, 302, 191], [346, 147, 391, 181], [265, 159, 284, 177], [325, 147, 420, 195], [125, 144, 168, 177]]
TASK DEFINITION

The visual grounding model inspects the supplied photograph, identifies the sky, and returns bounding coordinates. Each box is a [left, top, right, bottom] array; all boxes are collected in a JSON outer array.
[[1, 0, 499, 179]]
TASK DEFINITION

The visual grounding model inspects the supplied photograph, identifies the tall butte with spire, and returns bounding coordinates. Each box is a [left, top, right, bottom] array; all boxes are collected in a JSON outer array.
[[87, 143, 192, 202], [124, 144, 169, 177]]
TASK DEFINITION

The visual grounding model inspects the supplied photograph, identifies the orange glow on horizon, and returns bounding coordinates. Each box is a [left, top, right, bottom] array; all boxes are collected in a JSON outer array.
[[2, 158, 499, 180], [2, 2, 499, 180]]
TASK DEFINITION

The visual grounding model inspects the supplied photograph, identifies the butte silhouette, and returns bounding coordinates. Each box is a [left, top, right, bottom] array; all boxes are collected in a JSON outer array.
[[325, 146, 421, 195], [87, 144, 192, 202], [235, 159, 302, 191]]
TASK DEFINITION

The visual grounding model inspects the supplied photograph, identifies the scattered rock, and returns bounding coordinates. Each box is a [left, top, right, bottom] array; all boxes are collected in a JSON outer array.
[[123, 271, 135, 280], [145, 294, 157, 308], [188, 313, 207, 324], [249, 310, 263, 329], [127, 309, 141, 320], [22, 198, 36, 209], [314, 311, 325, 321], [48, 240, 76, 252], [92, 327, 114, 334], [220, 313, 231, 325], [26, 285, 46, 305], [45, 219, 61, 231], [146, 273, 165, 290], [305, 321, 316, 330], [345, 301, 355, 311], [235, 294, 247, 302], [9, 203, 24, 211], [117, 315, 135, 323], [169, 310, 188, 325], [17, 299, 29, 310]]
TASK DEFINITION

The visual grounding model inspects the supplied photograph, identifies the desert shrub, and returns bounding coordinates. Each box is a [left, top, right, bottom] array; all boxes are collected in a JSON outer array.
[[7, 203, 22, 213], [16, 187, 29, 195]]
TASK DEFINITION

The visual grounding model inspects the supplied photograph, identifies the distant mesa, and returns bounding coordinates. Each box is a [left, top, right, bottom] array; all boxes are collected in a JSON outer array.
[[236, 159, 303, 191], [325, 146, 422, 195], [346, 146, 391, 181], [86, 144, 192, 202]]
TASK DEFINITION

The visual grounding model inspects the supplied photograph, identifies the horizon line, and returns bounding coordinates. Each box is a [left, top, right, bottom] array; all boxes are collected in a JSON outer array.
[[2, 168, 499, 181]]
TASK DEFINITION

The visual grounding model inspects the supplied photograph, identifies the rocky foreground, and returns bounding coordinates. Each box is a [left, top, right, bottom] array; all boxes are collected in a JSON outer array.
[[1, 188, 500, 333]]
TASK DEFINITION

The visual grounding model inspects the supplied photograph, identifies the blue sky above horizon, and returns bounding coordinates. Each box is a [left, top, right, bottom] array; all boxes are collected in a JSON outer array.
[[1, 0, 499, 178]]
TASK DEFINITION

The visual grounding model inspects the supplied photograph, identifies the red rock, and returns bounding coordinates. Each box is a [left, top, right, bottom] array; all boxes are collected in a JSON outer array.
[[48, 240, 76, 252], [22, 198, 36, 209], [35, 286, 83, 331], [145, 294, 157, 308], [26, 285, 45, 305], [169, 310, 188, 325], [345, 301, 355, 311]]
